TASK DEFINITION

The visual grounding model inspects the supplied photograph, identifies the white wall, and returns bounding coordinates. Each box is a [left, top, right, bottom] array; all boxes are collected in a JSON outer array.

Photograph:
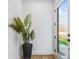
[[8, 0, 23, 59], [23, 0, 54, 55]]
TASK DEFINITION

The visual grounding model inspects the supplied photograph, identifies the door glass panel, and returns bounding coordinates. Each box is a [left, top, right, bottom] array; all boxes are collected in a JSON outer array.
[[58, 0, 70, 59]]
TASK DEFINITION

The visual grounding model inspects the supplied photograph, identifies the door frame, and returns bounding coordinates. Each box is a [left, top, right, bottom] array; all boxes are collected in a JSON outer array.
[[53, 0, 70, 54]]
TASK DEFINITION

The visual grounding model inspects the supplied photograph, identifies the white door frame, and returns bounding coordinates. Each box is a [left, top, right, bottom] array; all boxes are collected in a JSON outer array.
[[53, 0, 70, 59], [53, 0, 64, 54]]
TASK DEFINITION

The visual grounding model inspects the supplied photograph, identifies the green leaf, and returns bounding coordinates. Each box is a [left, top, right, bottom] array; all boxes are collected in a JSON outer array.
[[24, 14, 32, 26], [14, 17, 24, 29], [9, 23, 20, 33], [30, 30, 35, 40]]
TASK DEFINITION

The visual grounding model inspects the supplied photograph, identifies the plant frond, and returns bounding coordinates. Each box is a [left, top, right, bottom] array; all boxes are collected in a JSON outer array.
[[9, 23, 20, 33], [24, 14, 32, 27], [30, 30, 35, 40]]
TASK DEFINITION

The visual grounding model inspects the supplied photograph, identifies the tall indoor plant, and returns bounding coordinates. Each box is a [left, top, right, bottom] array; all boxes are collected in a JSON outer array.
[[9, 14, 35, 59]]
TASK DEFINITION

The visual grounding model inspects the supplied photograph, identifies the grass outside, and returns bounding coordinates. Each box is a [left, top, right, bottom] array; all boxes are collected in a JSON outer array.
[[59, 38, 69, 46]]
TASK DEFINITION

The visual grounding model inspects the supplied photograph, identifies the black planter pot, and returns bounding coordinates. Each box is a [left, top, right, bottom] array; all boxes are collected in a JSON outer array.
[[22, 43, 32, 59]]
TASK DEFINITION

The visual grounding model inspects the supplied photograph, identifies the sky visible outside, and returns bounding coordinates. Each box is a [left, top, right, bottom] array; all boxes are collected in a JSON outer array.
[[59, 0, 67, 25], [59, 0, 68, 39]]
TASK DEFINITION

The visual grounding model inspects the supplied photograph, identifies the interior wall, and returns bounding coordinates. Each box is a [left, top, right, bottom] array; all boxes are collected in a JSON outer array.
[[8, 0, 23, 59], [23, 0, 54, 55]]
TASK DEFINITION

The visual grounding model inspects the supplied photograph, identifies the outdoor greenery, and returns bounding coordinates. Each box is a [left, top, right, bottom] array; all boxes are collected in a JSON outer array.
[[9, 14, 35, 44], [59, 38, 69, 46]]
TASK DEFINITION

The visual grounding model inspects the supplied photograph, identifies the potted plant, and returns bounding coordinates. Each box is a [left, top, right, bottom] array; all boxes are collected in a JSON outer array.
[[9, 14, 35, 59]]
